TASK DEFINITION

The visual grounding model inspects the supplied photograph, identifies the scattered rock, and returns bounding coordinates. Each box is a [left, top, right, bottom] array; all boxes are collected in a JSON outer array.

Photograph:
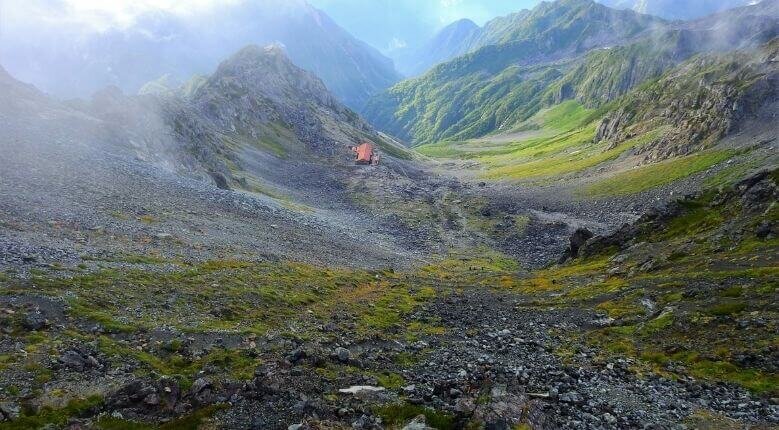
[[288, 348, 306, 364], [22, 311, 49, 331], [351, 414, 382, 429], [338, 386, 385, 395], [401, 414, 435, 430], [190, 378, 212, 395], [559, 391, 584, 405], [58, 350, 99, 372], [334, 346, 350, 363], [0, 402, 20, 421]]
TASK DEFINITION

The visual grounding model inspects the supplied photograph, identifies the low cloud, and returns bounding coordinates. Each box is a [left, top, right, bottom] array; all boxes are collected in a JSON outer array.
[[1, 0, 245, 34]]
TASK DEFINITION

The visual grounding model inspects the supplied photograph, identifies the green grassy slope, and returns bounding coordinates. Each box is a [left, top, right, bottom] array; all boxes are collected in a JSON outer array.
[[413, 40, 777, 197], [581, 150, 736, 196], [363, 0, 667, 145], [365, 0, 775, 148], [514, 170, 779, 395]]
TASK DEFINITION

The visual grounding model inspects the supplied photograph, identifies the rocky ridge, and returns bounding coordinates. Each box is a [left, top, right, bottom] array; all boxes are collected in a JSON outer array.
[[595, 39, 779, 161]]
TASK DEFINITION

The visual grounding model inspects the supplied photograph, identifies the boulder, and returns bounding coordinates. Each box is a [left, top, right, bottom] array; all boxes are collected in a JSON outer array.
[[209, 172, 231, 190], [190, 377, 212, 395], [22, 312, 49, 331], [570, 228, 594, 256], [402, 415, 435, 430], [0, 402, 20, 422], [58, 350, 90, 371], [559, 228, 595, 262], [334, 347, 350, 363], [756, 221, 773, 238]]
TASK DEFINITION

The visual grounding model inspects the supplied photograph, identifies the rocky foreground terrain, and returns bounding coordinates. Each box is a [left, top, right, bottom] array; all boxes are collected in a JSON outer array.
[[0, 162, 776, 429]]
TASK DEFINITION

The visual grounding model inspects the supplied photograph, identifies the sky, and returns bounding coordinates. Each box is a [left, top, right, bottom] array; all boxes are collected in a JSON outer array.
[[0, 0, 541, 55], [307, 0, 541, 52]]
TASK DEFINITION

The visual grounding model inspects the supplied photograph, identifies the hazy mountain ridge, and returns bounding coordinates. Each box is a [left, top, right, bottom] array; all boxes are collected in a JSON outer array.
[[1, 44, 399, 195], [123, 45, 399, 193], [390, 0, 664, 78], [598, 0, 753, 20], [364, 0, 669, 143], [0, 0, 400, 110], [392, 19, 481, 76], [467, 0, 664, 47]]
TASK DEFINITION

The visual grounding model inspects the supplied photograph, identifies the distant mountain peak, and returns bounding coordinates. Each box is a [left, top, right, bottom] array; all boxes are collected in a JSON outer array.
[[226, 44, 288, 63], [597, 0, 753, 20], [435, 19, 480, 40], [213, 44, 306, 83], [448, 18, 479, 29], [199, 44, 345, 124]]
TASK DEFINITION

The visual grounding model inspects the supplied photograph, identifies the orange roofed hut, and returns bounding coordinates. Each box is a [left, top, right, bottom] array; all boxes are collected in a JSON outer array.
[[352, 142, 380, 165]]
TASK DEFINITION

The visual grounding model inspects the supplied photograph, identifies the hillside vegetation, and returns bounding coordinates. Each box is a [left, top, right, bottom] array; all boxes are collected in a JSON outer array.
[[415, 39, 778, 198], [365, 0, 777, 146]]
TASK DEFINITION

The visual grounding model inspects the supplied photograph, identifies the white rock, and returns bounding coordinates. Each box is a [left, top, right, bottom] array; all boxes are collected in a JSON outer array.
[[338, 385, 385, 395]]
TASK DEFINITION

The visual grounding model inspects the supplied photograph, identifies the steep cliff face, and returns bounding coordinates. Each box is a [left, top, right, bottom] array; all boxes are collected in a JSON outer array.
[[595, 40, 779, 161]]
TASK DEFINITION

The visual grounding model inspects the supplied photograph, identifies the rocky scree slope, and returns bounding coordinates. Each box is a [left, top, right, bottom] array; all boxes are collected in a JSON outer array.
[[561, 169, 779, 399], [0, 46, 427, 273], [0, 172, 775, 429]]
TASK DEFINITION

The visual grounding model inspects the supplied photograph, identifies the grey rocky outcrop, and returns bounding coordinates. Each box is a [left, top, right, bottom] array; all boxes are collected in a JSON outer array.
[[580, 169, 777, 258], [594, 41, 779, 162]]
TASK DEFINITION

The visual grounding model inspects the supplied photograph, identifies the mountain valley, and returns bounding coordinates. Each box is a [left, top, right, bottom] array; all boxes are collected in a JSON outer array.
[[0, 1, 777, 429]]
